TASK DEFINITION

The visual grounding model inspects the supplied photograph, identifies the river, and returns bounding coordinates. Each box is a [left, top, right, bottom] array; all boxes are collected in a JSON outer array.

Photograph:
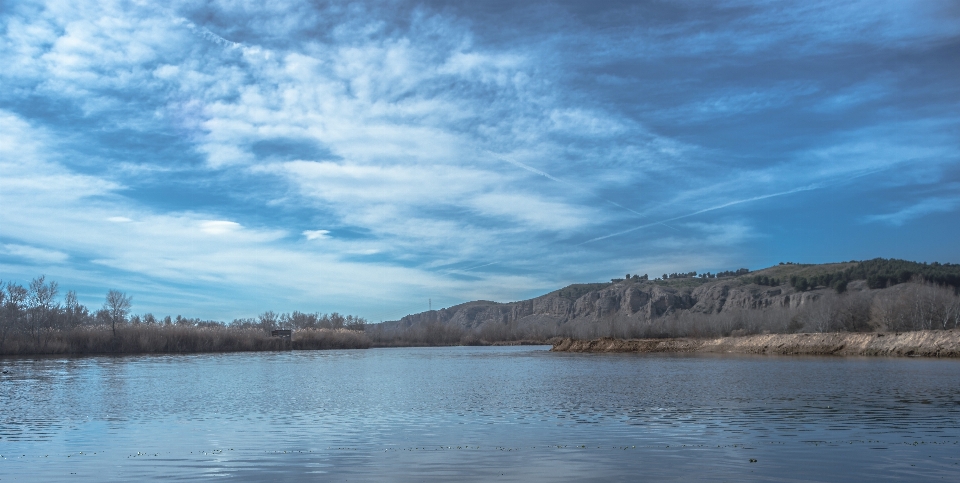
[[2, 346, 959, 481]]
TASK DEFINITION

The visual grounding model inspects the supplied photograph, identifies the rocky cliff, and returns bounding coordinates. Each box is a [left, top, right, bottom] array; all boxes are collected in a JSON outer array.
[[375, 263, 863, 340]]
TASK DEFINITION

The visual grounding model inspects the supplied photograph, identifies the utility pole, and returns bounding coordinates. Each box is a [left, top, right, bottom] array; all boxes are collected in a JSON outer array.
[[429, 298, 432, 311]]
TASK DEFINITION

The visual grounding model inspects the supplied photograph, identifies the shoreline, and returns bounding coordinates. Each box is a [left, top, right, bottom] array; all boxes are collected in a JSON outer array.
[[550, 329, 960, 358]]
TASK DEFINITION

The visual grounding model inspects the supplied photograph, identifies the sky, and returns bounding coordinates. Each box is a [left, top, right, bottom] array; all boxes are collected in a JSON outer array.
[[2, 0, 959, 322]]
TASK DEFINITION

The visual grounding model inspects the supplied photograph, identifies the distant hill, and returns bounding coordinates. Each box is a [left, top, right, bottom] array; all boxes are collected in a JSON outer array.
[[366, 259, 960, 345]]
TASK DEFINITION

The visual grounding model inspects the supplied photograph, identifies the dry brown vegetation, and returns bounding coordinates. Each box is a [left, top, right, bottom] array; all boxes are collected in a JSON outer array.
[[0, 277, 371, 356], [552, 330, 960, 357], [0, 325, 370, 356]]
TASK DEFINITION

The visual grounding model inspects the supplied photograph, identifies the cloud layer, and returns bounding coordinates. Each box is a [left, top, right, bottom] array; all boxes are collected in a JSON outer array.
[[2, 0, 959, 320]]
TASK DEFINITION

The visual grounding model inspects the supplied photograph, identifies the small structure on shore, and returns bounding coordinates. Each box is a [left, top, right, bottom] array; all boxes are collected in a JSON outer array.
[[271, 329, 293, 350]]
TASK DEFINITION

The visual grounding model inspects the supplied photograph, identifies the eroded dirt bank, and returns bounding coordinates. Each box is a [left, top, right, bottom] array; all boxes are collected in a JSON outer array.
[[550, 329, 960, 357]]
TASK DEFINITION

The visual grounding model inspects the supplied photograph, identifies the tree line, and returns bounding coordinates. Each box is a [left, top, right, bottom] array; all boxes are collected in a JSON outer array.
[[654, 269, 751, 281], [611, 269, 752, 284], [784, 259, 960, 294], [621, 259, 960, 294], [231, 310, 366, 332], [788, 274, 847, 293], [750, 275, 783, 287], [0, 276, 367, 355], [847, 258, 960, 291]]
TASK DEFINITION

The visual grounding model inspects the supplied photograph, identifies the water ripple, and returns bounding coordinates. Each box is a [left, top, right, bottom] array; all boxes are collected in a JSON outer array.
[[2, 347, 959, 481]]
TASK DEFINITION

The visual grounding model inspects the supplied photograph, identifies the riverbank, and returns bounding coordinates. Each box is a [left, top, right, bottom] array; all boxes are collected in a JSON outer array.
[[0, 325, 370, 356], [550, 329, 960, 357]]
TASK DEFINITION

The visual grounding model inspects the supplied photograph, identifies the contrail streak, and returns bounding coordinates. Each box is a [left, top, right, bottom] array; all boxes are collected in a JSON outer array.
[[497, 157, 645, 218], [658, 222, 680, 231], [460, 262, 500, 272], [578, 183, 821, 245], [456, 261, 499, 272], [171, 16, 242, 49], [435, 261, 499, 276]]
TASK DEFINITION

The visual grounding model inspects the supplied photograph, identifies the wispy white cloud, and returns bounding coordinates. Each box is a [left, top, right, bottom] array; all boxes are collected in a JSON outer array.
[[303, 230, 330, 240], [811, 79, 891, 113], [468, 192, 593, 231], [864, 196, 960, 226], [659, 83, 820, 121], [0, 111, 120, 199], [581, 0, 960, 60], [0, 108, 562, 317], [1, 0, 957, 319], [200, 220, 242, 235], [580, 184, 822, 245], [2, 244, 69, 264]]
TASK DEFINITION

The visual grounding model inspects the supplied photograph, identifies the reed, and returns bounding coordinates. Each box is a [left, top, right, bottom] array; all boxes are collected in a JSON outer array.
[[0, 325, 371, 356], [291, 328, 371, 350]]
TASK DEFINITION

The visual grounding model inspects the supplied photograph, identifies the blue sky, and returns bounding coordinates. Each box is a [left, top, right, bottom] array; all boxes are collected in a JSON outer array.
[[2, 0, 959, 321]]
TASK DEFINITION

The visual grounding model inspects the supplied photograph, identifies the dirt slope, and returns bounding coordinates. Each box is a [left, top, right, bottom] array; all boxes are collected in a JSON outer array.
[[551, 329, 960, 357]]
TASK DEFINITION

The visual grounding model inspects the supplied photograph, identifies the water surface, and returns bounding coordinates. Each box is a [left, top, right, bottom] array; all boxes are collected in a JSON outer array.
[[2, 346, 959, 481]]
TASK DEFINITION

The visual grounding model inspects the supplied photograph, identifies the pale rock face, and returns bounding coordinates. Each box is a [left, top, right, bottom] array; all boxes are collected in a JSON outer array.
[[624, 287, 650, 314], [379, 277, 861, 337], [594, 291, 620, 317], [574, 291, 600, 317], [690, 283, 731, 313]]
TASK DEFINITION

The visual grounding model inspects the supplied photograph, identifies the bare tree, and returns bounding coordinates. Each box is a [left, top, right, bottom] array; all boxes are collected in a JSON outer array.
[[0, 281, 23, 347], [0, 282, 15, 348], [104, 289, 132, 337], [948, 293, 960, 330], [833, 291, 874, 332], [28, 276, 59, 311], [871, 289, 904, 331], [803, 294, 835, 333], [27, 276, 59, 349], [330, 312, 346, 329], [63, 290, 88, 327], [871, 284, 960, 332], [345, 315, 366, 331], [258, 311, 278, 332]]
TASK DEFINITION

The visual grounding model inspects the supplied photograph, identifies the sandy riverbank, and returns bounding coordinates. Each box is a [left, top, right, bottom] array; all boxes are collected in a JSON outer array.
[[550, 329, 960, 357]]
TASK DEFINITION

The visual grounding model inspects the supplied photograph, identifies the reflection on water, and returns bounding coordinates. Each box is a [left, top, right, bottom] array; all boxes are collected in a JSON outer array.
[[2, 347, 959, 481]]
